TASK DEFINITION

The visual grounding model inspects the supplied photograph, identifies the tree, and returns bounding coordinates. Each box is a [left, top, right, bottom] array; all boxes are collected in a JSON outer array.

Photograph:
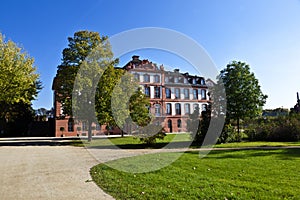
[[53, 31, 117, 141], [0, 33, 41, 132], [53, 31, 106, 116], [54, 30, 158, 143], [218, 61, 267, 140]]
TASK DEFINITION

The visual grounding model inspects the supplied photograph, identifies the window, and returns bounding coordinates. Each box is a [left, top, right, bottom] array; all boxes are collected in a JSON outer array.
[[200, 78, 205, 85], [184, 104, 190, 114], [82, 121, 87, 131], [154, 104, 161, 116], [154, 75, 160, 83], [201, 89, 207, 100], [177, 119, 182, 128], [193, 104, 199, 112], [192, 78, 196, 84], [193, 89, 198, 99], [184, 88, 189, 99], [134, 73, 140, 81], [166, 103, 172, 115], [143, 74, 150, 82], [202, 104, 207, 112], [68, 118, 74, 132], [175, 88, 180, 99], [154, 86, 160, 98], [144, 86, 150, 97], [96, 124, 101, 131], [165, 88, 171, 99], [165, 76, 169, 83], [175, 103, 181, 115], [174, 77, 178, 83], [168, 119, 172, 129]]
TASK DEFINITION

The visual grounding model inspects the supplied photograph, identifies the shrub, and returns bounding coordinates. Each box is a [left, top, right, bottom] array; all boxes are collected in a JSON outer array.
[[245, 115, 300, 142], [217, 124, 240, 144], [138, 124, 166, 146]]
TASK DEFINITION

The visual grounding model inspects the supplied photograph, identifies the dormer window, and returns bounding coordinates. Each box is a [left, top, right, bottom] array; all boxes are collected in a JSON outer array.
[[154, 75, 160, 83], [192, 78, 196, 84], [200, 78, 205, 85], [174, 77, 178, 83], [134, 73, 140, 81]]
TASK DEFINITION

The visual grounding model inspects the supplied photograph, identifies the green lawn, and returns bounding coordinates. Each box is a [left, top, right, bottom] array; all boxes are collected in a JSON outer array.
[[91, 149, 300, 200], [214, 141, 300, 148], [72, 133, 300, 149], [73, 133, 192, 148]]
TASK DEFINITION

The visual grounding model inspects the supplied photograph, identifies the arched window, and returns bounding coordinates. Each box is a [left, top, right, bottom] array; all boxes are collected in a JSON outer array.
[[177, 119, 182, 128], [175, 103, 181, 115], [166, 103, 172, 115]]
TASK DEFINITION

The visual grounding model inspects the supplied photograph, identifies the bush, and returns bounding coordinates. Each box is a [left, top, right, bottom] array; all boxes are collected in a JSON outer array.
[[217, 124, 240, 144], [137, 124, 166, 146], [245, 115, 300, 142]]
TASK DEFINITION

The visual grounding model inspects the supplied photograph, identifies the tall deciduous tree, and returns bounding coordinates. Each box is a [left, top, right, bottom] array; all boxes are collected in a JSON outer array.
[[218, 61, 267, 138], [53, 31, 106, 116], [54, 30, 151, 142], [0, 33, 40, 125]]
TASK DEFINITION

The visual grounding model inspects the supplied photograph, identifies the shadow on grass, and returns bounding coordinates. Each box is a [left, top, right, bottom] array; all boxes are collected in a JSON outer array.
[[186, 148, 300, 160], [84, 141, 198, 149]]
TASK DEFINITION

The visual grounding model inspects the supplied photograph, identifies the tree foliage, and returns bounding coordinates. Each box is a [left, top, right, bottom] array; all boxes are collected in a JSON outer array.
[[218, 61, 267, 139], [54, 30, 151, 142], [53, 31, 107, 116], [0, 33, 40, 130]]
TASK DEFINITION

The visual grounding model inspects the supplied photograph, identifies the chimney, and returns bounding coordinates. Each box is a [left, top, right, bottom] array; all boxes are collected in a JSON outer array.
[[132, 55, 139, 61]]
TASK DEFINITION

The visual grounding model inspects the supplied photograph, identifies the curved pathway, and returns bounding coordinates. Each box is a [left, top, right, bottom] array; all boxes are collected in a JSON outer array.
[[1, 138, 299, 200], [0, 145, 114, 200]]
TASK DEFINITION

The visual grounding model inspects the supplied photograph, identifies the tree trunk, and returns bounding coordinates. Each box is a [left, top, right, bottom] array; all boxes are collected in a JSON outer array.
[[88, 120, 92, 142]]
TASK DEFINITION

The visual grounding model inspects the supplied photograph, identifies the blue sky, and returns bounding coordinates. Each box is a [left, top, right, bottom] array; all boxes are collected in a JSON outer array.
[[1, 0, 300, 109]]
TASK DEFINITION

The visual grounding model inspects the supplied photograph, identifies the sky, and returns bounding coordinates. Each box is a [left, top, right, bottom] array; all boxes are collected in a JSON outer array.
[[0, 0, 300, 110]]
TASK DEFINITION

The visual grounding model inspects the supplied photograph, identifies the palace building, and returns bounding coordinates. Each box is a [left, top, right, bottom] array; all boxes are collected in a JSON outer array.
[[52, 55, 211, 137]]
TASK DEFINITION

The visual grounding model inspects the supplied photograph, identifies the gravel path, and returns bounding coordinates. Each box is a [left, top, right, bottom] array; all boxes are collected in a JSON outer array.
[[1, 138, 299, 200], [0, 145, 114, 200]]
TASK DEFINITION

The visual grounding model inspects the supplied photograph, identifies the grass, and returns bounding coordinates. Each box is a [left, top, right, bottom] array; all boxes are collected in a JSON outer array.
[[91, 148, 300, 199], [214, 141, 300, 148], [71, 133, 300, 149], [72, 133, 193, 148]]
